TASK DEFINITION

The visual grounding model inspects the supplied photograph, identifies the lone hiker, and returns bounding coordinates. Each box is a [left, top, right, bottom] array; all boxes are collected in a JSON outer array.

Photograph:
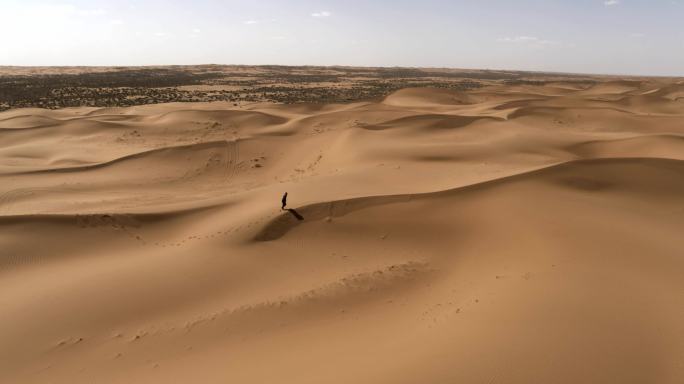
[[281, 192, 288, 210]]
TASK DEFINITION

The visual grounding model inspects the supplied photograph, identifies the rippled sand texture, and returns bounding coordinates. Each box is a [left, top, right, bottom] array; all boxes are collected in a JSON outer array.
[[1, 79, 684, 383]]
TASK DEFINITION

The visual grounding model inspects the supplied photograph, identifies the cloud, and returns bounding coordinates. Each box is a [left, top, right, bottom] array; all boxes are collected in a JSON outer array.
[[497, 36, 560, 48], [189, 28, 201, 38], [109, 19, 124, 25], [498, 36, 556, 44], [498, 36, 537, 43], [604, 0, 620, 6], [630, 32, 645, 37], [77, 8, 106, 16], [243, 19, 276, 25], [311, 11, 332, 17], [154, 32, 167, 37]]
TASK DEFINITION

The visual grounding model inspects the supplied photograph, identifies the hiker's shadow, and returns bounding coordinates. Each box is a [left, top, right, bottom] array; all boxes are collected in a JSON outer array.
[[285, 208, 304, 221]]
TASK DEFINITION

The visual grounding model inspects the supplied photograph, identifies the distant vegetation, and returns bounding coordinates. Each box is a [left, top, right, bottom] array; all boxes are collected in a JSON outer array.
[[0, 65, 592, 111]]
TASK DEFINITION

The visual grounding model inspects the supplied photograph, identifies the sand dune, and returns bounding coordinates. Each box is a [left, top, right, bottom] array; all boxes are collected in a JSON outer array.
[[1, 79, 683, 383]]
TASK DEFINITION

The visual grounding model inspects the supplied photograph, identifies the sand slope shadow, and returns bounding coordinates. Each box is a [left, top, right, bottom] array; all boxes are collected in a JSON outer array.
[[253, 157, 684, 242]]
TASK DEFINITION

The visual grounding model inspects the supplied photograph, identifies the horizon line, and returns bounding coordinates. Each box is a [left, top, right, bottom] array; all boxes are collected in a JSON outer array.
[[1, 64, 682, 79]]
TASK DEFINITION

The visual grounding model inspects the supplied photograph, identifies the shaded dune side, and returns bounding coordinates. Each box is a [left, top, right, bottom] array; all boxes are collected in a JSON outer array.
[[655, 83, 684, 100], [141, 109, 289, 126], [0, 109, 289, 136], [490, 98, 552, 111], [566, 134, 684, 159], [0, 115, 62, 129], [254, 157, 684, 241], [575, 81, 642, 96], [6, 140, 239, 176], [505, 105, 639, 119], [382, 87, 478, 107], [359, 114, 499, 131], [0, 205, 221, 270], [0, 205, 217, 226]]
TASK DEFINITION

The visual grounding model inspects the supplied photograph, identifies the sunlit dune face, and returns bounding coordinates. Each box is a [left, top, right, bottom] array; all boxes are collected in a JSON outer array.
[[1, 75, 684, 383]]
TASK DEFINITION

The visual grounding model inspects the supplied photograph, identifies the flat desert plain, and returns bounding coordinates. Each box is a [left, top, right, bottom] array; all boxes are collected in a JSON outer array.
[[1, 76, 684, 383]]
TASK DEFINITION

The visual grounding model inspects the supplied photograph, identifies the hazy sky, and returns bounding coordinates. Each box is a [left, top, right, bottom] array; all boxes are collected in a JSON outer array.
[[1, 0, 683, 75]]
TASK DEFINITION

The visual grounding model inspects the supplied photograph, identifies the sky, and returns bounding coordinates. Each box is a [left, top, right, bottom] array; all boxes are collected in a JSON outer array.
[[1, 0, 683, 76]]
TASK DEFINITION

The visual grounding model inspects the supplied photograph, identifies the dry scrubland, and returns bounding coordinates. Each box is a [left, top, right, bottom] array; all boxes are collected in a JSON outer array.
[[0, 65, 581, 110], [1, 66, 683, 383]]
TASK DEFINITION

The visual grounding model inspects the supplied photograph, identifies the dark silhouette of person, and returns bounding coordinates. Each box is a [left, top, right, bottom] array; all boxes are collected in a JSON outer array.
[[280, 192, 303, 220], [281, 192, 288, 210]]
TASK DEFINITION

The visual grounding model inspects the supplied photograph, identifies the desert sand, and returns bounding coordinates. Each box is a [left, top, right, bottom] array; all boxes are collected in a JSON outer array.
[[1, 79, 683, 383]]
